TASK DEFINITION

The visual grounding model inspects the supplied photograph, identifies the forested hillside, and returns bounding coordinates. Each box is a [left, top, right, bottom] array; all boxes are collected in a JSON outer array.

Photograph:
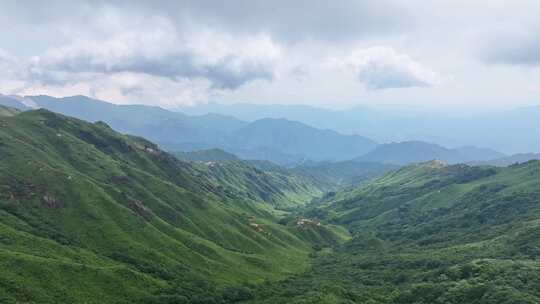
[[243, 160, 540, 303], [2, 107, 540, 304], [0, 109, 347, 303]]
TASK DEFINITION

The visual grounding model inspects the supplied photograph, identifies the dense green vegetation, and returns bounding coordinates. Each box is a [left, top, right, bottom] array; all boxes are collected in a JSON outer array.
[[186, 160, 324, 209], [174, 149, 326, 209], [2, 107, 540, 304], [291, 160, 398, 189], [240, 160, 540, 303], [0, 109, 346, 303], [0, 105, 20, 117], [174, 149, 396, 198]]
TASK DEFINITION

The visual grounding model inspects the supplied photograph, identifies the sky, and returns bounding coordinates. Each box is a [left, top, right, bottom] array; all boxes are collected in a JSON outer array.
[[1, 0, 540, 111]]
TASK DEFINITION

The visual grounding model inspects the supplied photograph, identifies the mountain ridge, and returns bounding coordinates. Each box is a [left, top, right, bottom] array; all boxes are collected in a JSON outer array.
[[355, 140, 505, 165], [0, 95, 377, 165], [246, 159, 540, 303], [177, 102, 540, 154], [0, 108, 347, 303]]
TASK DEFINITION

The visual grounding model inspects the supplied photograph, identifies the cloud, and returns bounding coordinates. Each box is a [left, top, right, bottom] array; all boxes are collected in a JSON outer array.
[[0, 48, 28, 92], [481, 31, 540, 66], [327, 47, 438, 90], [0, 48, 21, 75], [30, 24, 280, 90], [0, 1, 411, 49], [17, 72, 213, 108], [2, 12, 283, 107], [2, 0, 540, 109], [166, 0, 411, 43]]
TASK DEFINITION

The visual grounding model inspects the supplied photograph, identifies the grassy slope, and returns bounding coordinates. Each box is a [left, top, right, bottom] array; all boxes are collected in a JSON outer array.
[[189, 160, 324, 209], [0, 109, 346, 303], [0, 105, 20, 117], [291, 160, 398, 189], [174, 148, 240, 162], [244, 161, 540, 303]]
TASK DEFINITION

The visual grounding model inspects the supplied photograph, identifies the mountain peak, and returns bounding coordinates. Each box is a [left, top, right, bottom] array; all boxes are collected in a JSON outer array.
[[420, 159, 448, 168]]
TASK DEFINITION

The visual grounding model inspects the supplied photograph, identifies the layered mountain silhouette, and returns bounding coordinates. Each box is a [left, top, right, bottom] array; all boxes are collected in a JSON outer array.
[[179, 102, 540, 155], [355, 141, 505, 165], [0, 95, 376, 165], [1, 95, 509, 167]]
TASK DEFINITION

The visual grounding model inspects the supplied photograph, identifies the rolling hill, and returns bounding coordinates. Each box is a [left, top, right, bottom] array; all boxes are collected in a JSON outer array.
[[174, 148, 240, 162], [187, 160, 324, 209], [0, 108, 347, 303], [290, 160, 398, 189], [2, 105, 540, 304], [245, 160, 540, 303], [0, 105, 20, 117], [175, 149, 395, 193]]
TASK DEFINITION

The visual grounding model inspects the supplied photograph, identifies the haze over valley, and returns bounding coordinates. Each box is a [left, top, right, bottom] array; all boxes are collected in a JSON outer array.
[[2, 1, 540, 303]]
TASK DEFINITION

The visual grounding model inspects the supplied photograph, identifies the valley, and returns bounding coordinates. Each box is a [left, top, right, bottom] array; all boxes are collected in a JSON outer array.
[[1, 105, 540, 303], [3, 3, 540, 303], [0, 107, 347, 303]]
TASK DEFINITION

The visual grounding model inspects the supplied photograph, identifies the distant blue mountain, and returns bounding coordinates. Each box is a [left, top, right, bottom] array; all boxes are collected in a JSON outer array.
[[2, 95, 511, 165], [355, 141, 505, 165], [177, 102, 540, 154], [0, 94, 376, 165], [229, 118, 377, 162], [469, 153, 540, 167]]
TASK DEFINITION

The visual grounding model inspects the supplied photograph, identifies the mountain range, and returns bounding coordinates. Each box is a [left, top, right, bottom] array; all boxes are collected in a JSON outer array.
[[249, 160, 540, 302], [469, 153, 540, 167], [0, 95, 376, 165], [178, 102, 540, 155], [176, 148, 398, 190], [3, 105, 540, 303], [355, 141, 505, 165], [175, 148, 240, 162], [0, 106, 347, 302], [0, 94, 510, 167]]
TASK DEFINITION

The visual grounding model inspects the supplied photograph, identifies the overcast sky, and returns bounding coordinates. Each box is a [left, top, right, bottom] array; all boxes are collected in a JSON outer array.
[[1, 0, 540, 111]]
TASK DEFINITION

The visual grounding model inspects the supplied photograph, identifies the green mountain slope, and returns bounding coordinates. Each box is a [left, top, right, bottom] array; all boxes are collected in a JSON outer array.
[[0, 109, 346, 303], [174, 149, 325, 208], [175, 148, 240, 162], [291, 160, 398, 189], [0, 105, 20, 117], [244, 161, 540, 303], [188, 160, 324, 209]]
